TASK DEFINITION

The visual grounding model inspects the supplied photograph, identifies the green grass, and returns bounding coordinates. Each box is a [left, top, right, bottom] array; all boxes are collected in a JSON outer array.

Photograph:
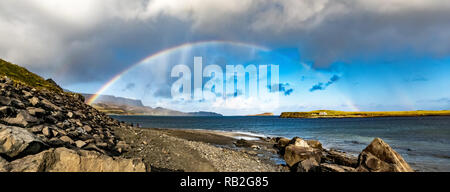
[[0, 58, 63, 92], [280, 110, 450, 118], [0, 58, 85, 101]]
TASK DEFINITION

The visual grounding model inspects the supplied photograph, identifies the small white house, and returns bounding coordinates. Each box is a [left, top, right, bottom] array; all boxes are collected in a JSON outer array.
[[319, 112, 328, 116]]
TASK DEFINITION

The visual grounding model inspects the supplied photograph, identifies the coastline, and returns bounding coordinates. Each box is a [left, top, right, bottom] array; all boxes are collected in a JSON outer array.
[[113, 126, 286, 172], [112, 125, 419, 172]]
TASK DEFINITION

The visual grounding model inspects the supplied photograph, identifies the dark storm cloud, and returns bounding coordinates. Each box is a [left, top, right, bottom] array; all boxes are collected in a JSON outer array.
[[1, 0, 450, 87]]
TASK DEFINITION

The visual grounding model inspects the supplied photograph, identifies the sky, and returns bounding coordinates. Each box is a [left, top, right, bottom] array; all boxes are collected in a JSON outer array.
[[0, 0, 450, 115]]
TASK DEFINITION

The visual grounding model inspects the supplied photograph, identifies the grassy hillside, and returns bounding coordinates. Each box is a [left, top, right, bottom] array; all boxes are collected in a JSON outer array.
[[280, 110, 450, 118], [0, 58, 63, 92], [0, 58, 85, 101]]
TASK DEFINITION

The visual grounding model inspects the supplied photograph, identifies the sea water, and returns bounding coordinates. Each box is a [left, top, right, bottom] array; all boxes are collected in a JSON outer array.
[[112, 115, 450, 172]]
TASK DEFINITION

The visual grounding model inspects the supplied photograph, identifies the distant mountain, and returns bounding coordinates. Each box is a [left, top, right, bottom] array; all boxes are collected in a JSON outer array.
[[79, 93, 222, 116], [187, 111, 223, 116], [81, 93, 143, 107], [90, 103, 187, 116]]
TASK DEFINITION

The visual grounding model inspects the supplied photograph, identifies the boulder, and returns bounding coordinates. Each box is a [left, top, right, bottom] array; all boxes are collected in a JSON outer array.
[[22, 90, 32, 98], [8, 147, 146, 172], [28, 97, 39, 106], [7, 148, 50, 172], [51, 129, 59, 137], [1, 110, 39, 127], [75, 140, 86, 148], [306, 140, 322, 150], [67, 111, 73, 118], [275, 137, 290, 149], [356, 138, 414, 172], [29, 125, 44, 134], [284, 144, 320, 167], [42, 127, 53, 137], [40, 99, 61, 111], [289, 137, 311, 148], [82, 125, 92, 133], [59, 136, 74, 145], [0, 96, 11, 106], [0, 125, 46, 158], [296, 157, 320, 172], [26, 107, 45, 117], [325, 149, 358, 167], [320, 163, 356, 172]]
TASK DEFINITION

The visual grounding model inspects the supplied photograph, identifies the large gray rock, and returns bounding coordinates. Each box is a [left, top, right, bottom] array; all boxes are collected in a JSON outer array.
[[296, 157, 320, 172], [283, 144, 320, 167], [26, 107, 45, 117], [28, 97, 39, 106], [1, 110, 39, 127], [8, 147, 147, 172], [288, 137, 311, 148], [325, 149, 358, 167], [305, 140, 322, 150], [356, 138, 414, 172], [275, 137, 290, 149], [40, 99, 61, 111], [0, 125, 46, 158], [0, 96, 11, 106]]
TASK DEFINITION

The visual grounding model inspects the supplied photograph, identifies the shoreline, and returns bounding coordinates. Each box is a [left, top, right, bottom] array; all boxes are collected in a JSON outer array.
[[112, 126, 422, 172], [113, 126, 286, 172], [109, 115, 450, 172]]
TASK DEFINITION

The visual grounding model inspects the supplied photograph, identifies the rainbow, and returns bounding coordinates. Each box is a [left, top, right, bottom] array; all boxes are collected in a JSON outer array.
[[86, 40, 270, 105]]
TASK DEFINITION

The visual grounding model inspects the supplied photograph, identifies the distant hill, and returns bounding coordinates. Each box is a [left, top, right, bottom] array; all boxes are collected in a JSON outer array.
[[80, 93, 222, 116], [91, 103, 186, 116], [280, 110, 450, 118], [247, 112, 274, 116], [82, 93, 143, 107], [1, 58, 83, 100], [0, 59, 63, 92], [187, 111, 223, 116]]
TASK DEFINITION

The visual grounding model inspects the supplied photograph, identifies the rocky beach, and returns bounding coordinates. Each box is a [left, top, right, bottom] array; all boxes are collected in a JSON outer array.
[[113, 126, 414, 172]]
